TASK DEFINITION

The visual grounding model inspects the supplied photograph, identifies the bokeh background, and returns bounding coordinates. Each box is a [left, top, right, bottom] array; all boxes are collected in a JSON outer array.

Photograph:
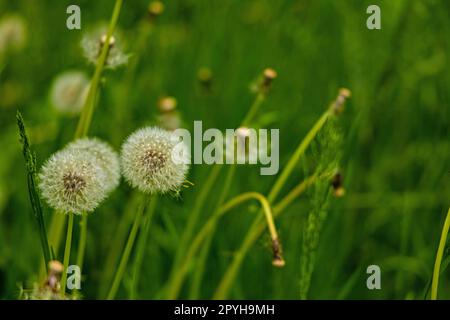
[[0, 0, 449, 299]]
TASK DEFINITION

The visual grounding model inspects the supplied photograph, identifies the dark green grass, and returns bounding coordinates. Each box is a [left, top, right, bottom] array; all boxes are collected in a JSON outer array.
[[0, 0, 449, 299]]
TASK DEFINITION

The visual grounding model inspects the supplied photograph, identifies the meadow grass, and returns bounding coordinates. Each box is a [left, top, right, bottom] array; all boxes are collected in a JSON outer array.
[[1, 0, 449, 300]]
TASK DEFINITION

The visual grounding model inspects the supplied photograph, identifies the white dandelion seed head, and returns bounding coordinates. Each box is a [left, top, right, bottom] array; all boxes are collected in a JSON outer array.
[[81, 26, 129, 69], [0, 14, 27, 54], [39, 148, 108, 214], [50, 70, 89, 115], [121, 127, 190, 194], [66, 138, 121, 193]]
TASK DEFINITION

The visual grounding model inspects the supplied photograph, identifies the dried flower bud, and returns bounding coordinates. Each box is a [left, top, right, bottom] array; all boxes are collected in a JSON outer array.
[[148, 1, 165, 19], [197, 67, 213, 92], [261, 68, 277, 91], [331, 172, 345, 197], [121, 127, 190, 194], [272, 238, 285, 267], [158, 96, 177, 113], [332, 88, 351, 115]]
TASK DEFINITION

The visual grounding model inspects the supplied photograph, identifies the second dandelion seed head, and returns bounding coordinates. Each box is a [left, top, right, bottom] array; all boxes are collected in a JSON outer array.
[[121, 127, 190, 194]]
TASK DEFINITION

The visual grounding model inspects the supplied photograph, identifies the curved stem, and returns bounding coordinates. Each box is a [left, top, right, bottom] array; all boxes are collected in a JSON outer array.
[[60, 213, 74, 295], [166, 192, 280, 299], [107, 194, 148, 300], [214, 173, 321, 299], [431, 207, 450, 300], [212, 108, 332, 299]]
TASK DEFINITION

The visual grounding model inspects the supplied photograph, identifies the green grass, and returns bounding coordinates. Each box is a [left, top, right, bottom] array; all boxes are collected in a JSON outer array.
[[0, 0, 449, 299]]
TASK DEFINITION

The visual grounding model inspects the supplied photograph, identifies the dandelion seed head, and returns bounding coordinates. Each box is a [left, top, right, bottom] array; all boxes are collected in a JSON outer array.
[[121, 127, 190, 194], [50, 70, 89, 115], [0, 15, 27, 53], [81, 26, 129, 69], [66, 138, 120, 192], [39, 148, 107, 214]]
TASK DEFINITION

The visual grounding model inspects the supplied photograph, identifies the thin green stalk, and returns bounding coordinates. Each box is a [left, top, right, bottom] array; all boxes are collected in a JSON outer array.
[[431, 207, 450, 300], [107, 194, 148, 300], [166, 192, 278, 299], [98, 192, 141, 297], [241, 92, 265, 126], [129, 196, 158, 299], [189, 165, 236, 298], [166, 79, 268, 298], [213, 108, 332, 299], [16, 112, 52, 268], [75, 0, 123, 138], [60, 213, 74, 295], [165, 164, 222, 295], [269, 110, 330, 202], [76, 213, 88, 271]]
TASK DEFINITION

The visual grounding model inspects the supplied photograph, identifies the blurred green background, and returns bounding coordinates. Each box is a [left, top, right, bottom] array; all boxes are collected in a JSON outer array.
[[0, 0, 449, 299]]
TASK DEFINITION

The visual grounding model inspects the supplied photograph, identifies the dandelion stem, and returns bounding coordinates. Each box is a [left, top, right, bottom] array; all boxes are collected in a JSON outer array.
[[189, 165, 237, 298], [107, 194, 148, 300], [241, 92, 265, 127], [166, 73, 268, 298], [98, 192, 141, 297], [60, 213, 74, 295], [166, 191, 279, 299], [214, 104, 332, 299], [431, 207, 450, 300], [76, 213, 88, 271], [75, 0, 123, 139], [129, 195, 158, 299], [269, 109, 330, 202]]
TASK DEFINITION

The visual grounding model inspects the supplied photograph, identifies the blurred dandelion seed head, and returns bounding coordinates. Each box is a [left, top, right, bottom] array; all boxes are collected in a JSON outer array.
[[39, 147, 108, 214], [121, 127, 190, 194], [50, 70, 89, 115], [81, 26, 129, 69], [0, 14, 27, 54], [66, 138, 121, 193]]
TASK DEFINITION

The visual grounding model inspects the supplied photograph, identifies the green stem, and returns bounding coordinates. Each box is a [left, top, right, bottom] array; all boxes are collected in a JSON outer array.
[[189, 165, 237, 298], [166, 80, 268, 298], [165, 164, 222, 295], [76, 213, 88, 271], [269, 109, 330, 202], [60, 213, 74, 295], [98, 192, 141, 297], [75, 0, 123, 138], [431, 207, 450, 300], [212, 108, 332, 299], [241, 92, 265, 126], [107, 194, 148, 300], [129, 196, 158, 299], [166, 192, 277, 299]]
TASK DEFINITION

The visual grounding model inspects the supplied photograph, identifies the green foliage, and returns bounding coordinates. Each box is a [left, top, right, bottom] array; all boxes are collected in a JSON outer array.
[[0, 0, 449, 300]]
